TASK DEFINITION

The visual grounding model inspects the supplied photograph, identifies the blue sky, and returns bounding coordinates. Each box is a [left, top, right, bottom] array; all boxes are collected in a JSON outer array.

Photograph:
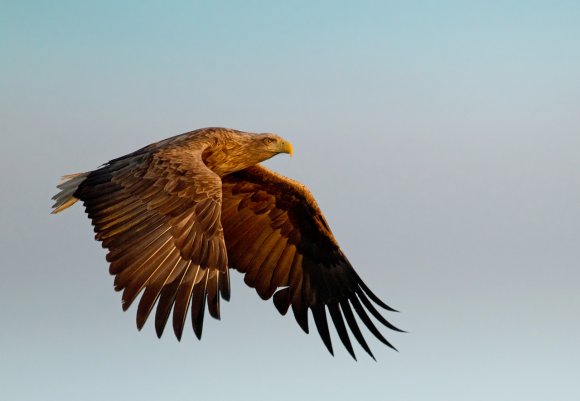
[[1, 1, 579, 400]]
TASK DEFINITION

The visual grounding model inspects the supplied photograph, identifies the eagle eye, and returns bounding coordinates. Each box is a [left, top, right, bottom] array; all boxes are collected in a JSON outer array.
[[263, 138, 274, 145]]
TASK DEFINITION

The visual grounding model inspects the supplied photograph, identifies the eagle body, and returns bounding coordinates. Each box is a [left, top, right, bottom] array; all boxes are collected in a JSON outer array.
[[52, 127, 401, 359]]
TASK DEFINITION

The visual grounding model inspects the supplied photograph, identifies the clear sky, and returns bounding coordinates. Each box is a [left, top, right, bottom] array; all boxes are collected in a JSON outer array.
[[1, 1, 579, 400]]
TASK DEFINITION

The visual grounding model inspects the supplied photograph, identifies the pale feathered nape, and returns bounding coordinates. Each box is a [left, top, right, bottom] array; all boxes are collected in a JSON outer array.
[[51, 172, 88, 214]]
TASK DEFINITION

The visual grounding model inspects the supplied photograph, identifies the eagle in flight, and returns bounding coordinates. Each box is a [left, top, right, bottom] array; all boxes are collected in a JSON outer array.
[[52, 127, 402, 359]]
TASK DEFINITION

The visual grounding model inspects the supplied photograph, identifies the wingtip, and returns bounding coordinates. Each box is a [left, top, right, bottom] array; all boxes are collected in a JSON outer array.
[[193, 326, 203, 340], [356, 274, 399, 312]]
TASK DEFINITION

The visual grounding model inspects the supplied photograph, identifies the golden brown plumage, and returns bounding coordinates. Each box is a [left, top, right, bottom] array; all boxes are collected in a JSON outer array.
[[52, 127, 401, 359]]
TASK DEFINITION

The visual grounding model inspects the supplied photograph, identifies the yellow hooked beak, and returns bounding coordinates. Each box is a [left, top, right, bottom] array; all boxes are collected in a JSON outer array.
[[281, 140, 293, 157]]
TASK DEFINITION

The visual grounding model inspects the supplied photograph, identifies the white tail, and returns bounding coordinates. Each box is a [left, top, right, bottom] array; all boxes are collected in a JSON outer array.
[[51, 172, 89, 214]]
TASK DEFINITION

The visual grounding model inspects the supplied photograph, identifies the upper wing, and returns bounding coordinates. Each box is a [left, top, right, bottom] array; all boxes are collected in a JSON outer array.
[[76, 144, 230, 340], [221, 165, 402, 359]]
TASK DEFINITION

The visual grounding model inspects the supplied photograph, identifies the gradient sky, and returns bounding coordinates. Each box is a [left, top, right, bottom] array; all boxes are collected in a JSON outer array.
[[1, 1, 579, 400]]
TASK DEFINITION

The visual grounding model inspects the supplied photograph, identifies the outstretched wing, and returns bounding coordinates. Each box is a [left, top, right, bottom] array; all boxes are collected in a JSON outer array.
[[76, 144, 230, 340], [221, 165, 402, 360]]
